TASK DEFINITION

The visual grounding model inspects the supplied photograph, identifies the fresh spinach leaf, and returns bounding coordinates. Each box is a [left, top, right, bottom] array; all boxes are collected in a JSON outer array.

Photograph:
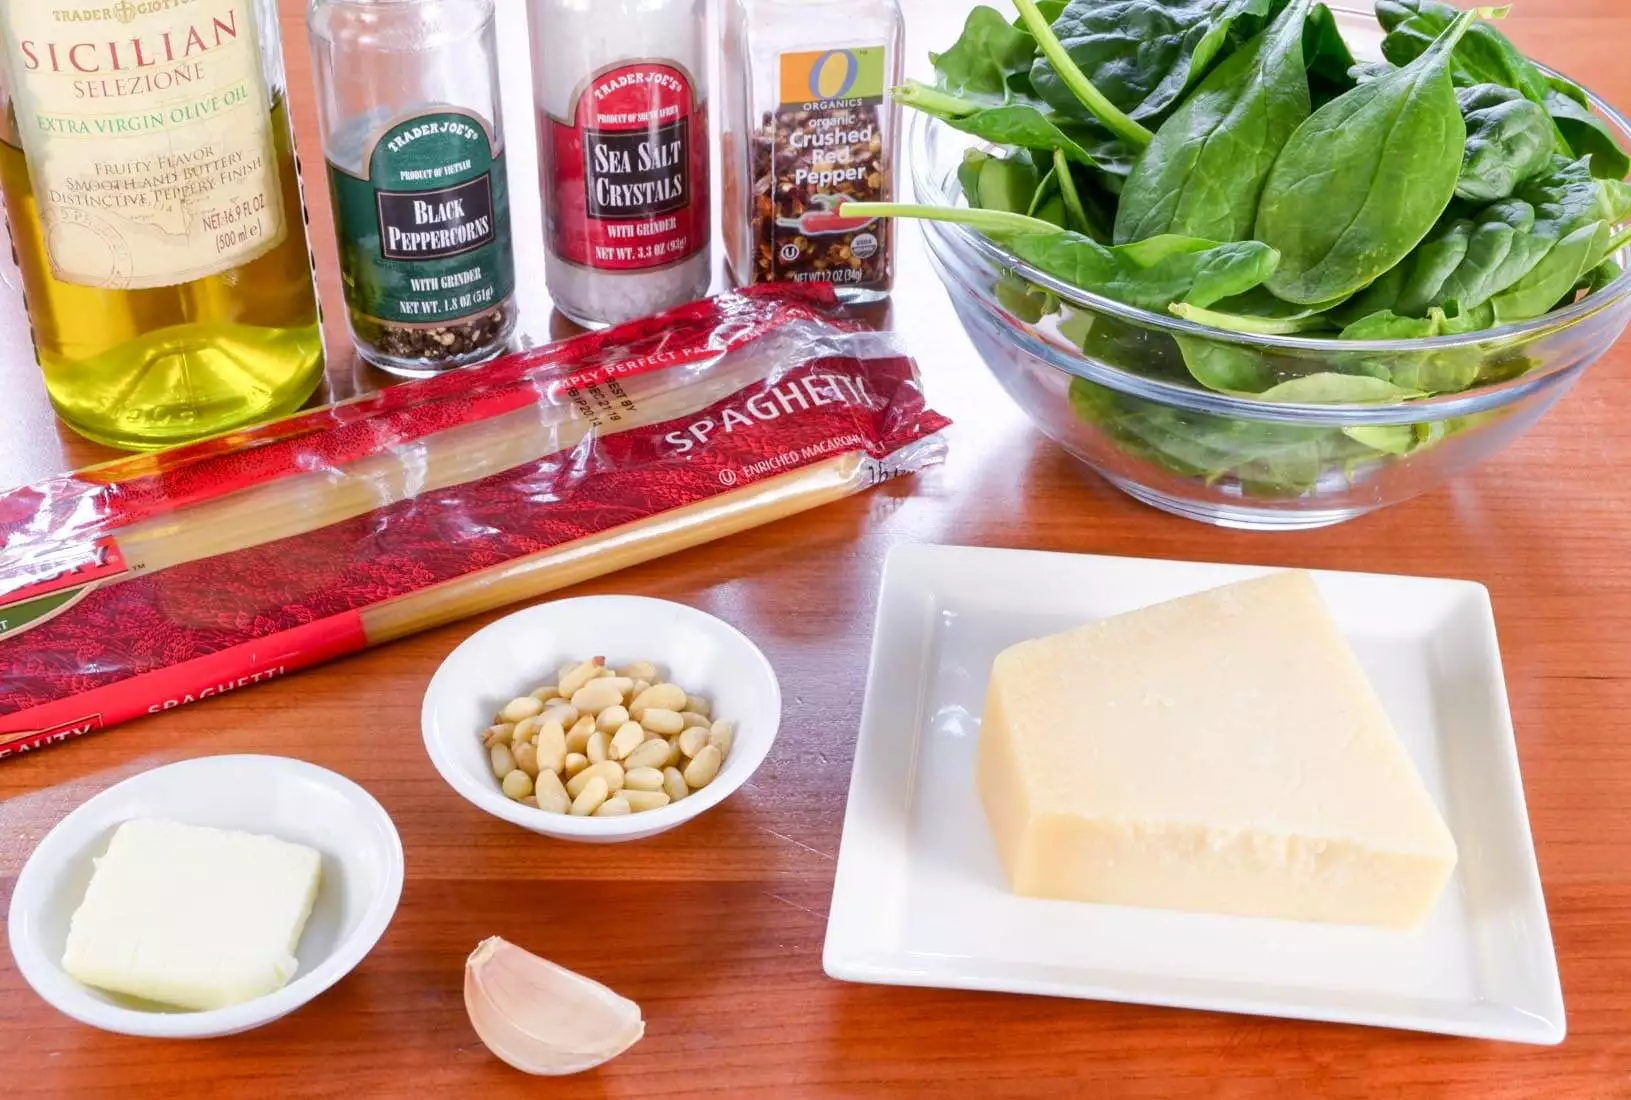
[[1340, 309, 1447, 340], [1490, 219, 1614, 322], [1545, 89, 1631, 182], [1520, 154, 1631, 238], [1176, 336, 1283, 391], [1343, 425, 1420, 454], [996, 273, 1060, 322], [1376, 0, 1550, 104], [1349, 61, 1398, 85], [1114, 0, 1314, 244], [931, 6, 1041, 101], [1171, 289, 1344, 334], [1030, 0, 1277, 125], [1063, 309, 1193, 379], [1256, 373, 1417, 402], [958, 150, 990, 208], [895, 83, 1106, 168], [1332, 308, 1484, 393], [1457, 84, 1555, 202], [1304, 3, 1359, 104], [1394, 196, 1554, 315], [1583, 255, 1624, 297], [1007, 231, 1282, 310], [1547, 72, 1590, 109], [978, 153, 1042, 213], [1067, 376, 1393, 495], [1256, 7, 1486, 304]]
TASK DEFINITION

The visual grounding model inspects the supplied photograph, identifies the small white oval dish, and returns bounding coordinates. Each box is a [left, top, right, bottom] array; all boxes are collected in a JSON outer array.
[[8, 754, 404, 1039], [423, 595, 782, 843]]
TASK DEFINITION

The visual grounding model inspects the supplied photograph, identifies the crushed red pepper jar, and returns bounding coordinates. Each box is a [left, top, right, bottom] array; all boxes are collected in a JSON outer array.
[[721, 0, 904, 303]]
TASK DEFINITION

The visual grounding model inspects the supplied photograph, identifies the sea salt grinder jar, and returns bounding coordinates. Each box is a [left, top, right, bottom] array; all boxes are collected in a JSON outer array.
[[528, 0, 713, 328]]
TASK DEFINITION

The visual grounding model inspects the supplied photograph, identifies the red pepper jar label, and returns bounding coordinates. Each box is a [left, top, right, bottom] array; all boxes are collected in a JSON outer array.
[[544, 61, 710, 272]]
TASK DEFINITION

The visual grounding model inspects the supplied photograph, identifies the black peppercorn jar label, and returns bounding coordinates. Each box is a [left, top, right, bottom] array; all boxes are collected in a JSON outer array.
[[328, 110, 516, 326]]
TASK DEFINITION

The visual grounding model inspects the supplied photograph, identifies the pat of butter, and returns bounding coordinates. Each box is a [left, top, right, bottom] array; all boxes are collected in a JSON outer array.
[[978, 571, 1459, 928], [63, 819, 322, 1011]]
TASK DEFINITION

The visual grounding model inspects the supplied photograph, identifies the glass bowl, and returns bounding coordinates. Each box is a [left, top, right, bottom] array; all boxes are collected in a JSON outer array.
[[911, 11, 1631, 530]]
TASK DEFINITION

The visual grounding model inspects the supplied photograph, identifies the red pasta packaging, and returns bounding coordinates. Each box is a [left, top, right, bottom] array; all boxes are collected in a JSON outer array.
[[0, 287, 950, 758]]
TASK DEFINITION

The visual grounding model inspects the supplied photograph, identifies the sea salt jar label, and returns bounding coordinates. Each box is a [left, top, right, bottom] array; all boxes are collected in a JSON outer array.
[[327, 110, 516, 327], [544, 61, 709, 271]]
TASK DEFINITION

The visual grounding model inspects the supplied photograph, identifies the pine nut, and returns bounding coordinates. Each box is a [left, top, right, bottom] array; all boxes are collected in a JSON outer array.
[[624, 766, 665, 792], [489, 743, 516, 780], [684, 745, 722, 789], [571, 681, 626, 714], [595, 705, 630, 733], [621, 661, 659, 681], [641, 708, 685, 735], [563, 752, 590, 778], [529, 685, 560, 703], [586, 730, 609, 764], [630, 683, 687, 717], [624, 739, 670, 771], [622, 790, 671, 813], [567, 760, 625, 799], [666, 737, 684, 768], [535, 770, 570, 814], [678, 726, 709, 758], [565, 716, 596, 754], [594, 796, 632, 817], [679, 711, 710, 729], [557, 658, 605, 698], [708, 721, 735, 758], [570, 776, 609, 816], [542, 704, 580, 731], [502, 770, 533, 799], [536, 721, 567, 774], [512, 716, 541, 744], [686, 696, 711, 718], [500, 696, 543, 723], [609, 721, 645, 761], [511, 741, 540, 778], [483, 724, 514, 747], [662, 767, 689, 803]]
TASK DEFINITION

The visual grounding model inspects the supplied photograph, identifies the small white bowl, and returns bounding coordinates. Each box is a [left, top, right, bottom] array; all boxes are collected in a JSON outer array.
[[7, 755, 404, 1039], [423, 595, 781, 843]]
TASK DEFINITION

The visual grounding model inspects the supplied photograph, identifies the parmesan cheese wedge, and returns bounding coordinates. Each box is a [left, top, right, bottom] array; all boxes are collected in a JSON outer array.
[[978, 571, 1459, 928]]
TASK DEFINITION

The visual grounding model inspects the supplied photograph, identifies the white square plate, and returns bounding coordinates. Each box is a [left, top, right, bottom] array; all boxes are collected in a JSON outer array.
[[824, 545, 1564, 1044]]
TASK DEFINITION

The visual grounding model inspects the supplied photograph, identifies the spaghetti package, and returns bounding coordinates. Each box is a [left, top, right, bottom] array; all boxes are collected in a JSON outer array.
[[0, 287, 950, 757]]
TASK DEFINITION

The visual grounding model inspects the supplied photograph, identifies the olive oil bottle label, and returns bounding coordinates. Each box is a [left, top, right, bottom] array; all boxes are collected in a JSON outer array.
[[327, 110, 515, 326], [0, 1, 286, 290]]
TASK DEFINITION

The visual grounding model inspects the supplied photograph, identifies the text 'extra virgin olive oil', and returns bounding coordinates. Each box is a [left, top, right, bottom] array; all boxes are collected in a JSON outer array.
[[0, 0, 324, 452]]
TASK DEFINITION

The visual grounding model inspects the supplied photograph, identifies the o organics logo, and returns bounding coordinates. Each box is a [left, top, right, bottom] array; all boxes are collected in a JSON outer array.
[[807, 50, 860, 100], [781, 46, 887, 106]]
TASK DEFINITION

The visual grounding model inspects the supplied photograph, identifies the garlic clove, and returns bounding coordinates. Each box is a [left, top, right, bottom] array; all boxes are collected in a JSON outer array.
[[464, 936, 644, 1075]]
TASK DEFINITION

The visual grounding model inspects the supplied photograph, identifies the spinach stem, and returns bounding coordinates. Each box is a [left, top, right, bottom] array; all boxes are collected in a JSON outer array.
[[1606, 225, 1631, 255], [1012, 0, 1153, 149], [893, 80, 980, 119], [838, 202, 1065, 238], [1169, 302, 1332, 335]]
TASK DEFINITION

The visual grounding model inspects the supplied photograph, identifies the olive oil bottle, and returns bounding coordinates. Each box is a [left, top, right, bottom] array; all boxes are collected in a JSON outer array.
[[0, 1, 323, 451]]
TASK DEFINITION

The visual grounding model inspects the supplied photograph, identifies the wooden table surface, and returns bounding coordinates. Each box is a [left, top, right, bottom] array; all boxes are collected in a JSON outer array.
[[3, 2, 1630, 1096]]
